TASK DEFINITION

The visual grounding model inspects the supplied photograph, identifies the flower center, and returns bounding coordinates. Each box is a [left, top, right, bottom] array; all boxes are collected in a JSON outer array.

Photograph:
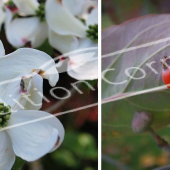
[[86, 24, 98, 43], [35, 3, 45, 22], [0, 103, 11, 128]]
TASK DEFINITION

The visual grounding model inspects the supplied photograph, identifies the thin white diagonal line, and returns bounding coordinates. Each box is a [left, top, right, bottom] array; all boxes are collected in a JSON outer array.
[[1, 103, 98, 131], [102, 85, 167, 104], [102, 36, 170, 58]]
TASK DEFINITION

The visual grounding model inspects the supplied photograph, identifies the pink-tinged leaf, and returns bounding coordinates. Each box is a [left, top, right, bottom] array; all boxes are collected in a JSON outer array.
[[102, 14, 170, 99], [102, 14, 170, 137]]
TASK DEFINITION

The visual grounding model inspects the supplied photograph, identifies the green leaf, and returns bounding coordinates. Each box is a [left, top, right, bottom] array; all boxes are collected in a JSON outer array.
[[12, 157, 25, 170]]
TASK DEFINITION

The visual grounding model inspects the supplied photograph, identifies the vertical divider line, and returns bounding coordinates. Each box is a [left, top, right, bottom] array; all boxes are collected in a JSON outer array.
[[98, 0, 102, 169]]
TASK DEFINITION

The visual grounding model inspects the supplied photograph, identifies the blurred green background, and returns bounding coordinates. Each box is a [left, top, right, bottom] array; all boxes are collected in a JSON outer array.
[[102, 0, 170, 170]]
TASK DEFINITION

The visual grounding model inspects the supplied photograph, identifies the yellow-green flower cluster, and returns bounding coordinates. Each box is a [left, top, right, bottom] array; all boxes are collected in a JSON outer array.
[[0, 103, 11, 128], [86, 24, 98, 43], [35, 3, 45, 22]]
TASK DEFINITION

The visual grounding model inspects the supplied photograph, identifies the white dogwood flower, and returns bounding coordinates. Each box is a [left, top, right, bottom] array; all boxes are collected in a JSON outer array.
[[47, 0, 98, 54], [0, 40, 64, 170], [0, 40, 59, 109], [3, 0, 47, 48], [5, 8, 48, 48], [0, 99, 64, 170]]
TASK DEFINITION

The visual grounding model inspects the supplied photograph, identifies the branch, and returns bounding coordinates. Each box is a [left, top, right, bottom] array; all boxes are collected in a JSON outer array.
[[149, 128, 170, 153], [29, 160, 44, 170], [102, 154, 131, 170]]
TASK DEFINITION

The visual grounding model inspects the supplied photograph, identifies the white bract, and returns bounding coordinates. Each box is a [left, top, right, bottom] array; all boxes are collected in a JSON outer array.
[[0, 40, 59, 110], [0, 97, 64, 170], [67, 38, 98, 80], [46, 0, 86, 39], [12, 0, 39, 15], [1, 73, 44, 111]]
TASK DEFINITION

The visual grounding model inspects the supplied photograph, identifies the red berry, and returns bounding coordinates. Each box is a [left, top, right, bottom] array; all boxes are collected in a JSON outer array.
[[162, 71, 170, 89], [162, 56, 170, 89]]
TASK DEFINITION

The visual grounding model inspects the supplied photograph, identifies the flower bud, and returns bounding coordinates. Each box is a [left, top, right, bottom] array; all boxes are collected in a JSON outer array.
[[132, 112, 154, 133], [86, 24, 98, 42], [3, 121, 8, 127], [0, 103, 12, 128], [4, 115, 10, 120]]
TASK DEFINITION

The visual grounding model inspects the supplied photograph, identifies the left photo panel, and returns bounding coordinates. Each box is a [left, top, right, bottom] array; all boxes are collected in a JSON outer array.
[[0, 0, 98, 170]]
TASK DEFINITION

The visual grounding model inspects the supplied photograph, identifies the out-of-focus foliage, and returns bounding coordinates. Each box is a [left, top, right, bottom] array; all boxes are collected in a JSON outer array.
[[47, 131, 98, 170], [37, 130, 98, 170], [103, 127, 170, 170], [102, 0, 170, 29], [12, 157, 25, 170]]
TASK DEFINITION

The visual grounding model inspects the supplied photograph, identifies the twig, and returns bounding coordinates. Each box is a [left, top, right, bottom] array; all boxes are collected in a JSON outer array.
[[29, 160, 44, 170], [149, 128, 170, 153], [102, 154, 131, 170], [154, 164, 170, 170]]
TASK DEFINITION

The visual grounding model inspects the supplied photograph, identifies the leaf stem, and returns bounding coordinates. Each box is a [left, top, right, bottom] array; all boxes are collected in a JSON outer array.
[[149, 127, 170, 152]]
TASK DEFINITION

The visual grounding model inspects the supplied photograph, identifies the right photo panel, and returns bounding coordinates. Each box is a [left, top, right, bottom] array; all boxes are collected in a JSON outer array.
[[102, 1, 170, 170]]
